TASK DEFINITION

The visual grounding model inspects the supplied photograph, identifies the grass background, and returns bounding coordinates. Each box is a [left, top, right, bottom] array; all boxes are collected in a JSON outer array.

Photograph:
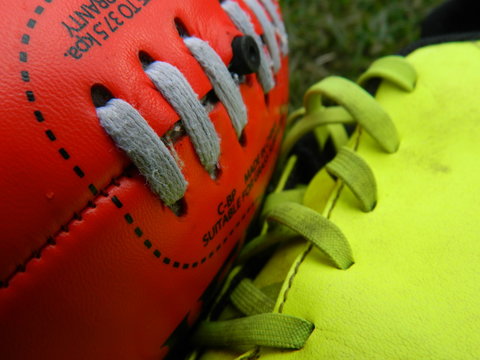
[[279, 0, 443, 108]]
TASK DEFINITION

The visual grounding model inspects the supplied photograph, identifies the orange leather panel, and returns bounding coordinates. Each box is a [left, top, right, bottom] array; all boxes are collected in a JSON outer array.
[[0, 0, 288, 358]]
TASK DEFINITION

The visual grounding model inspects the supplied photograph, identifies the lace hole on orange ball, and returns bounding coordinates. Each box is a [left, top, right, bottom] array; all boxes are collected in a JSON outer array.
[[171, 197, 188, 217], [139, 50, 155, 69], [174, 17, 190, 38], [91, 84, 114, 108]]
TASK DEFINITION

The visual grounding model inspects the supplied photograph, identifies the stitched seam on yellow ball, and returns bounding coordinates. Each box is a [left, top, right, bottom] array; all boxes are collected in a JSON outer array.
[[241, 348, 260, 360], [275, 185, 343, 316], [256, 128, 364, 358], [278, 128, 362, 311]]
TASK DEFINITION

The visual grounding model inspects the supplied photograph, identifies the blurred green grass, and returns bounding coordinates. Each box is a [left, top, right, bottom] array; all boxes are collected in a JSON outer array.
[[280, 0, 443, 108]]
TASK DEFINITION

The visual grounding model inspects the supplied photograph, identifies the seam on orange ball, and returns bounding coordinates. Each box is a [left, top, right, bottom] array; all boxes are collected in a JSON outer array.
[[0, 174, 127, 289], [1, 180, 258, 289]]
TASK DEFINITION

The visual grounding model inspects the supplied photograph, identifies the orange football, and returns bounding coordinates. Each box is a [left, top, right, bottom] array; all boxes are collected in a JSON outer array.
[[0, 0, 288, 358]]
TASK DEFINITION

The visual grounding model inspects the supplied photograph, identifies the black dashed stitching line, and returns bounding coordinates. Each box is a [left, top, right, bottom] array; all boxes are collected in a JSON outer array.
[[88, 184, 98, 196], [26, 90, 35, 101], [58, 148, 70, 159], [111, 188, 255, 269], [34, 110, 43, 122], [21, 3, 94, 215], [3, 179, 256, 286], [27, 19, 36, 29], [124, 213, 133, 224], [21, 34, 30, 44], [134, 227, 143, 237], [21, 70, 30, 82], [19, 52, 28, 62], [45, 129, 56, 141], [73, 166, 85, 178], [12, 3, 258, 277], [111, 195, 123, 208]]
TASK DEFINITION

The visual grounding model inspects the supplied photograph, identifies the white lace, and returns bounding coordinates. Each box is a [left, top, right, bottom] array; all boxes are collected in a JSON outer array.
[[96, 0, 288, 208]]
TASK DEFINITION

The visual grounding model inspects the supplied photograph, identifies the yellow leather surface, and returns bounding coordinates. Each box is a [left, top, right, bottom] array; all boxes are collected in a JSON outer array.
[[201, 41, 480, 360], [262, 41, 480, 359]]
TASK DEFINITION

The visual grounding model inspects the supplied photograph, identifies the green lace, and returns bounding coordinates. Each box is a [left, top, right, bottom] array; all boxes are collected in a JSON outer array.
[[191, 55, 417, 352]]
